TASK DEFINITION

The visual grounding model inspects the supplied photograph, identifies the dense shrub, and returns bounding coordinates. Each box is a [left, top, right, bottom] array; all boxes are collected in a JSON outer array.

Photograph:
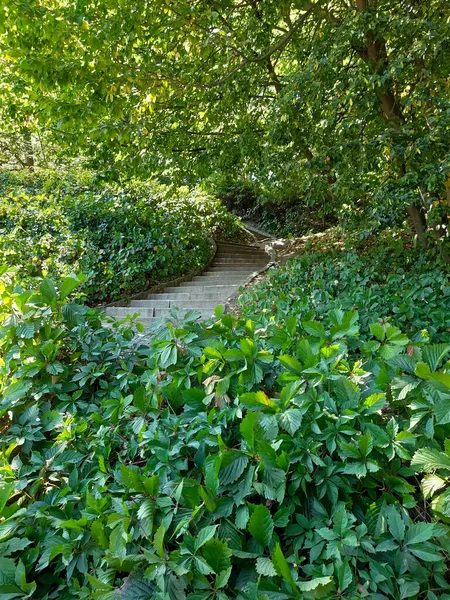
[[0, 169, 240, 303], [1, 270, 450, 599], [239, 234, 450, 344]]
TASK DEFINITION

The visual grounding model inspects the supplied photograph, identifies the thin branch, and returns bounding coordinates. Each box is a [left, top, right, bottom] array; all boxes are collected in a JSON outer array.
[[212, 2, 319, 86]]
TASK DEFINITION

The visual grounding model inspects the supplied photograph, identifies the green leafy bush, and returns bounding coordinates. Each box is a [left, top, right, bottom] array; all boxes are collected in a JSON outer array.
[[1, 270, 450, 599], [239, 237, 450, 344], [0, 169, 240, 303]]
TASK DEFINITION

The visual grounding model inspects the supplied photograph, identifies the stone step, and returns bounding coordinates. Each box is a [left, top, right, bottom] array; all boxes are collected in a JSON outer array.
[[208, 265, 263, 272], [164, 284, 239, 293], [148, 292, 230, 301], [216, 242, 262, 250], [193, 272, 255, 281], [215, 250, 267, 258], [104, 237, 271, 326], [177, 280, 243, 287], [212, 257, 267, 264], [107, 300, 221, 318], [129, 299, 171, 308], [154, 305, 218, 317]]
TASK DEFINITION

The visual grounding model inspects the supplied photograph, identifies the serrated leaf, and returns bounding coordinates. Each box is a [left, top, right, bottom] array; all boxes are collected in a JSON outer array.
[[302, 320, 325, 338], [117, 575, 155, 599], [154, 522, 165, 559], [195, 525, 218, 551], [399, 581, 419, 599], [16, 321, 35, 339], [421, 474, 446, 499], [201, 538, 231, 574], [336, 561, 352, 593], [433, 397, 450, 424], [215, 566, 232, 589], [404, 522, 437, 545], [60, 274, 82, 300], [256, 557, 277, 577], [412, 448, 450, 472], [297, 576, 333, 592], [342, 463, 367, 477], [408, 545, 443, 561], [358, 433, 373, 457], [219, 451, 248, 485], [235, 505, 249, 530], [277, 409, 303, 435], [387, 508, 405, 542], [370, 323, 385, 341], [240, 411, 259, 450], [423, 344, 450, 371], [239, 391, 278, 412], [278, 355, 303, 376], [39, 278, 57, 303], [248, 505, 274, 547]]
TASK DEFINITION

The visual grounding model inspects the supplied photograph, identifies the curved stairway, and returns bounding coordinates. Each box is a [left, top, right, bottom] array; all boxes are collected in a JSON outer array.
[[104, 241, 270, 328]]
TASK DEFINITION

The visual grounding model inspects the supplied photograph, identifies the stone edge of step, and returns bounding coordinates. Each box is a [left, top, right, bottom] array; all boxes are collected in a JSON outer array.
[[223, 260, 275, 315]]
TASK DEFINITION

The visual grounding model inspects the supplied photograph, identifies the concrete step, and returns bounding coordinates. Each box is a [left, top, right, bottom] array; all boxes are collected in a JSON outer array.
[[193, 272, 255, 281], [209, 265, 263, 272], [215, 250, 267, 258], [154, 309, 214, 318], [163, 284, 239, 293], [104, 237, 272, 325], [129, 299, 171, 308], [212, 258, 267, 265], [148, 292, 230, 301], [216, 242, 262, 250], [177, 280, 243, 287]]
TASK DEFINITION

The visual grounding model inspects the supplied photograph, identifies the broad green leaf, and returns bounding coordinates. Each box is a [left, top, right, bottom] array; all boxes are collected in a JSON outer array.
[[278, 355, 303, 376], [422, 344, 450, 371], [387, 508, 405, 542], [399, 581, 420, 599], [239, 391, 278, 412], [60, 274, 82, 300], [412, 448, 450, 472], [219, 451, 248, 485], [248, 505, 274, 547], [404, 522, 437, 546], [39, 278, 57, 303], [201, 538, 231, 574], [421, 474, 446, 499], [271, 543, 297, 591], [297, 576, 333, 592], [194, 525, 218, 551], [277, 409, 303, 435], [255, 557, 277, 577], [154, 522, 165, 559]]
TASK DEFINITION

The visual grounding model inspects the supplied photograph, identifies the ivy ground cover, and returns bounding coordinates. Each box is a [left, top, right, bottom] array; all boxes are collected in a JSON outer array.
[[0, 169, 239, 304], [1, 254, 450, 599]]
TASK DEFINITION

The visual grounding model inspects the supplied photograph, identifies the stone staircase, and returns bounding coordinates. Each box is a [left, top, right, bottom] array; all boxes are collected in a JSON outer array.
[[104, 241, 270, 328]]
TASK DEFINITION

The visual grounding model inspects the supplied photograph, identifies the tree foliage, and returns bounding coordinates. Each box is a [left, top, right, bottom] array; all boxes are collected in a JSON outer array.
[[1, 0, 450, 238]]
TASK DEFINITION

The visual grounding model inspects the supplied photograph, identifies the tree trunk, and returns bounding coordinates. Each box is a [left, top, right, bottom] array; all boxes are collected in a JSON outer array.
[[22, 127, 34, 168], [354, 0, 427, 243]]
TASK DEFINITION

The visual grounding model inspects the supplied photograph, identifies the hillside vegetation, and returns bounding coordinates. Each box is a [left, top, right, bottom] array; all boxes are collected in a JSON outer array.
[[0, 170, 239, 303], [1, 0, 450, 598], [1, 229, 450, 598]]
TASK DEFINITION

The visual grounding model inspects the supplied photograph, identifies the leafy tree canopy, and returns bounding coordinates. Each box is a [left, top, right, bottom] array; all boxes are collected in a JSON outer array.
[[1, 0, 450, 237]]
